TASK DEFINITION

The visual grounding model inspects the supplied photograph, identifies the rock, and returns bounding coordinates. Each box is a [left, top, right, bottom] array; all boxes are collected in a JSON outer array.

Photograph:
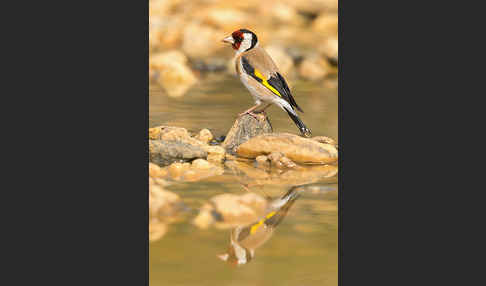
[[182, 23, 223, 59], [236, 133, 338, 164], [149, 50, 188, 70], [222, 114, 273, 155], [205, 146, 226, 164], [149, 182, 182, 219], [195, 128, 213, 144], [264, 45, 294, 77], [149, 221, 168, 242], [193, 192, 268, 229], [319, 37, 338, 65], [312, 13, 338, 37], [279, 156, 298, 169], [268, 152, 285, 168], [200, 8, 249, 30], [191, 158, 212, 170], [149, 126, 206, 147], [226, 160, 338, 186], [312, 135, 337, 146], [255, 155, 270, 169], [165, 159, 224, 182], [168, 162, 192, 179], [149, 162, 167, 178], [149, 16, 185, 51], [267, 151, 284, 163], [282, 0, 338, 14], [259, 3, 304, 25], [149, 140, 207, 166], [298, 54, 331, 80], [149, 51, 198, 97], [192, 205, 215, 229]]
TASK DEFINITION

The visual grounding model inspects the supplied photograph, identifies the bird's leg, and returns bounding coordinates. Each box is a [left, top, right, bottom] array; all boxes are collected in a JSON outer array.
[[258, 104, 272, 117], [238, 104, 261, 119]]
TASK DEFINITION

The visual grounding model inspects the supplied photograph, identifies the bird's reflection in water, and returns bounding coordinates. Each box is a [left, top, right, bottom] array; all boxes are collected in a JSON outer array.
[[217, 186, 302, 266]]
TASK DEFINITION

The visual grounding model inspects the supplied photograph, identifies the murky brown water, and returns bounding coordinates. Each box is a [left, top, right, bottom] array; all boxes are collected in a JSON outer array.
[[149, 73, 338, 286]]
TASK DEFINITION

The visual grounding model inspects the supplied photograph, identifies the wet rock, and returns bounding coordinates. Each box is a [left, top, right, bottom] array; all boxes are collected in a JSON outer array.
[[279, 156, 298, 169], [149, 221, 168, 242], [167, 162, 192, 179], [195, 128, 213, 144], [149, 162, 168, 178], [255, 155, 270, 168], [222, 114, 273, 155], [191, 158, 212, 170], [149, 140, 207, 166], [165, 159, 224, 182], [226, 160, 338, 186], [236, 133, 338, 164], [267, 151, 284, 163], [264, 45, 294, 77], [311, 135, 337, 147], [298, 54, 331, 80], [149, 182, 182, 220], [193, 192, 268, 229], [205, 146, 226, 164], [183, 159, 224, 182], [149, 125, 207, 148], [149, 51, 198, 97], [149, 125, 188, 141], [268, 151, 285, 168]]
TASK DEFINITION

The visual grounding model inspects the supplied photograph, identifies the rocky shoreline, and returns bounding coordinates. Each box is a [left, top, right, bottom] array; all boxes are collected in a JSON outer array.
[[149, 114, 338, 241]]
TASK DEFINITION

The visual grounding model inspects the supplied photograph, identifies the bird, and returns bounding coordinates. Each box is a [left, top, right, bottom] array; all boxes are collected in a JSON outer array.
[[217, 186, 302, 266], [222, 28, 312, 137]]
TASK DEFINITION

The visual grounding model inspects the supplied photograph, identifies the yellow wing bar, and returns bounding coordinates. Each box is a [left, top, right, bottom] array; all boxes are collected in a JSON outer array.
[[250, 211, 277, 234], [253, 69, 282, 98]]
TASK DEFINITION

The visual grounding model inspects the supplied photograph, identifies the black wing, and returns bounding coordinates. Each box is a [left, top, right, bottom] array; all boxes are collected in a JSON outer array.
[[241, 56, 303, 113], [267, 73, 303, 112]]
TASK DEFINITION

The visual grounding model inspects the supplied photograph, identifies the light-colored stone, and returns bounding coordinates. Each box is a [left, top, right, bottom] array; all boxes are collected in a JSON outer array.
[[205, 145, 226, 164], [236, 133, 338, 164], [150, 51, 198, 97], [168, 162, 191, 179], [298, 54, 331, 80], [195, 128, 213, 144], [222, 114, 273, 155], [191, 158, 212, 170], [311, 135, 337, 146], [149, 162, 167, 178], [312, 13, 338, 37], [201, 8, 249, 30]]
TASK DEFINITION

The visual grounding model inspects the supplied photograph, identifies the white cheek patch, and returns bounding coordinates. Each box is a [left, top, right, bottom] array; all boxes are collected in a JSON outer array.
[[237, 34, 253, 54]]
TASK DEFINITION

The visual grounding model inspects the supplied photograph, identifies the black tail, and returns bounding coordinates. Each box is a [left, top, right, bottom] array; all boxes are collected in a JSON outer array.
[[284, 107, 312, 137]]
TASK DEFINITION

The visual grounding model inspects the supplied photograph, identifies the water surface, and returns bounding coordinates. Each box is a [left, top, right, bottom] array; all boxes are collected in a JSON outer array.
[[149, 73, 338, 286]]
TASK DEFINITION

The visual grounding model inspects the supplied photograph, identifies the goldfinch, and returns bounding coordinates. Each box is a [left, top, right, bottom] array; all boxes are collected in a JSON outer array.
[[222, 29, 312, 137], [217, 187, 302, 266]]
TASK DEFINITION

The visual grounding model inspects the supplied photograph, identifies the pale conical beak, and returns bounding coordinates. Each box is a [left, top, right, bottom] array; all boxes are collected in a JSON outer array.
[[222, 36, 234, 44]]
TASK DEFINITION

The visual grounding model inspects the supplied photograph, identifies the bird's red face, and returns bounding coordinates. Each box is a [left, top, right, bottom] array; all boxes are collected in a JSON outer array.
[[222, 29, 245, 50], [230, 30, 244, 50]]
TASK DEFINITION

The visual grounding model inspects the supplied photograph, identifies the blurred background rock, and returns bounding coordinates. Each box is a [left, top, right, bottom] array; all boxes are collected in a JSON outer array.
[[149, 0, 338, 97]]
